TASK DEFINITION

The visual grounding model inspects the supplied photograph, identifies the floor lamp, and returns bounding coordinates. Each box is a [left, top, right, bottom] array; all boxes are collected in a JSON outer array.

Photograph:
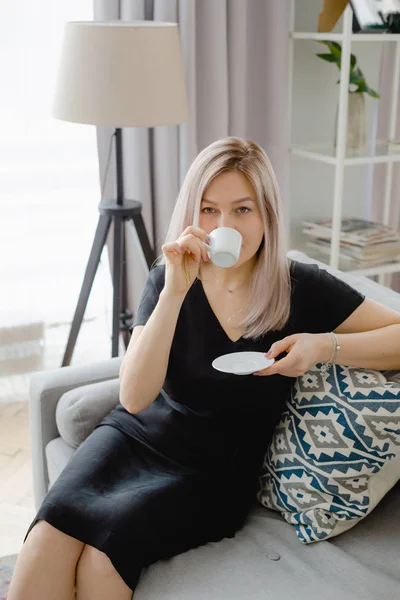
[[52, 21, 188, 366]]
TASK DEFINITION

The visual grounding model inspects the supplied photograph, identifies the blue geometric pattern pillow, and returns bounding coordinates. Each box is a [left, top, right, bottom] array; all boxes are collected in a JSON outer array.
[[257, 365, 400, 544]]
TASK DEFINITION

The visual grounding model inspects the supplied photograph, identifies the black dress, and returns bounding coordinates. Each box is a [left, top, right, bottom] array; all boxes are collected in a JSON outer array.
[[23, 260, 365, 591]]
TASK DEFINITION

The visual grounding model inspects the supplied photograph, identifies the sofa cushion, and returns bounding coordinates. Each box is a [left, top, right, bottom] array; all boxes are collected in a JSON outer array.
[[45, 437, 76, 486], [135, 481, 400, 600], [257, 365, 400, 544], [55, 379, 120, 448]]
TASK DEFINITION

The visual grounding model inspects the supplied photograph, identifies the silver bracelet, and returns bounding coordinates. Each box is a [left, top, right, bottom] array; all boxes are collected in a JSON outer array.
[[320, 332, 341, 376]]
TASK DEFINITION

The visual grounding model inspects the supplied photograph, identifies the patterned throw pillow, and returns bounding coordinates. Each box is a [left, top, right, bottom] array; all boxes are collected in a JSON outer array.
[[257, 365, 400, 544]]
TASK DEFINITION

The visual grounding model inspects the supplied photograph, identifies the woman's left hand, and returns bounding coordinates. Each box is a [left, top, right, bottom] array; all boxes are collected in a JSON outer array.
[[254, 333, 329, 378]]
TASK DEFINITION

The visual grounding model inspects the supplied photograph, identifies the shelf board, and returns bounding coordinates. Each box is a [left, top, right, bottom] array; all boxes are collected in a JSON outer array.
[[291, 32, 400, 42], [290, 141, 400, 166]]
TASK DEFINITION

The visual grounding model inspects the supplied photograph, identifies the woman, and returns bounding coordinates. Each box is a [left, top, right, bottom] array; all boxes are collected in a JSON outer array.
[[9, 137, 400, 599]]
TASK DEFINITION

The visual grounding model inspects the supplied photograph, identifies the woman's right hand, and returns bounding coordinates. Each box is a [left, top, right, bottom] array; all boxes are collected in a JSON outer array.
[[162, 226, 210, 297]]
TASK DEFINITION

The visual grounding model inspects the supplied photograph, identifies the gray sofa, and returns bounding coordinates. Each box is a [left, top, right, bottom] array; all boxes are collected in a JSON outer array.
[[28, 251, 400, 599]]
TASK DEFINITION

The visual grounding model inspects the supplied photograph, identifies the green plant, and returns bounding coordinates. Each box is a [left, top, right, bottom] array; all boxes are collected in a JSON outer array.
[[316, 41, 380, 98]]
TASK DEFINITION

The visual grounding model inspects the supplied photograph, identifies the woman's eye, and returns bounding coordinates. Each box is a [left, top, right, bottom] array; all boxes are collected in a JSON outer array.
[[201, 206, 251, 214]]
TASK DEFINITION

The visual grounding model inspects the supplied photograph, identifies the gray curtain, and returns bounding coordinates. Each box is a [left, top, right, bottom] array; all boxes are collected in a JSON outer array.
[[372, 45, 400, 292], [93, 0, 291, 324]]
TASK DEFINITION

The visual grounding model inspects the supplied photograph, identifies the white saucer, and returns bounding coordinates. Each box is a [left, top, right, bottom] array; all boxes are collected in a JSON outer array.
[[212, 351, 275, 376]]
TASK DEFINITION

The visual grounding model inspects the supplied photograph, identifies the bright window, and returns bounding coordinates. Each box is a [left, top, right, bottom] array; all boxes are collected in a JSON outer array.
[[0, 1, 113, 388]]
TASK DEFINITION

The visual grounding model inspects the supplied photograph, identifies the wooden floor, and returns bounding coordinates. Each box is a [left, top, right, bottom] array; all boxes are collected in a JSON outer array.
[[0, 400, 36, 557]]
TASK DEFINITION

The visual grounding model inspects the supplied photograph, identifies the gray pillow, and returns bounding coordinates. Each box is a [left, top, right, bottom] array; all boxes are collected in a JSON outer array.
[[56, 379, 120, 448]]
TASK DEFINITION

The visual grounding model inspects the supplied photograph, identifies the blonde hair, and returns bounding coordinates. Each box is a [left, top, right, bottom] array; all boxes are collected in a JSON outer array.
[[156, 136, 292, 338]]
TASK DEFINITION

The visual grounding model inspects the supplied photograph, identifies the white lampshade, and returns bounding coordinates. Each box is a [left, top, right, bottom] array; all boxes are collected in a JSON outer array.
[[52, 21, 189, 128]]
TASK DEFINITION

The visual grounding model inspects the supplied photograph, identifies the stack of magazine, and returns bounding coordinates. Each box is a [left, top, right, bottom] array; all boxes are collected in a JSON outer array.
[[302, 218, 400, 270]]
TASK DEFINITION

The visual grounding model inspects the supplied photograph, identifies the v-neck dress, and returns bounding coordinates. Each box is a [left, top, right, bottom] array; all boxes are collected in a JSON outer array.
[[23, 260, 365, 592]]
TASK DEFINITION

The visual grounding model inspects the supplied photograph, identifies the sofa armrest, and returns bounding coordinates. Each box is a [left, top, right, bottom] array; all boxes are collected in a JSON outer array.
[[29, 356, 122, 510], [287, 249, 400, 309]]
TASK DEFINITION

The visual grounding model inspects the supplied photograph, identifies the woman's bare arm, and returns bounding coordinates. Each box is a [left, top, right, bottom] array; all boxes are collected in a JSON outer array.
[[119, 290, 185, 413]]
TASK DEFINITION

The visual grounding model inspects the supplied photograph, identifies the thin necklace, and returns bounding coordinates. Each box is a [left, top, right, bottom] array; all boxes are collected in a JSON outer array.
[[198, 268, 248, 327], [213, 272, 248, 294], [213, 273, 248, 325]]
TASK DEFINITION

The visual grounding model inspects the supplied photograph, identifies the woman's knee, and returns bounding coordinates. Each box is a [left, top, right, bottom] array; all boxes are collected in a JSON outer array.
[[26, 519, 85, 561]]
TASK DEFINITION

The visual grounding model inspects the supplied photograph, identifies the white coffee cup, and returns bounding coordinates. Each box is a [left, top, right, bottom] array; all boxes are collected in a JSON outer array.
[[207, 227, 242, 268]]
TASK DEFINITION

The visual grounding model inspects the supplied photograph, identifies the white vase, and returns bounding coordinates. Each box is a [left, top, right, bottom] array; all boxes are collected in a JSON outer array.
[[334, 92, 367, 152]]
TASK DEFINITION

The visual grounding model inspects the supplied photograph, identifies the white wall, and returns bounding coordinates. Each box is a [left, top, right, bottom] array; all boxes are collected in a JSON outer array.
[[289, 0, 385, 249]]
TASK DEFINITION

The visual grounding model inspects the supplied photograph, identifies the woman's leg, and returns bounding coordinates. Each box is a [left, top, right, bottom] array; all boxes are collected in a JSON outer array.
[[7, 519, 86, 600], [75, 544, 134, 599]]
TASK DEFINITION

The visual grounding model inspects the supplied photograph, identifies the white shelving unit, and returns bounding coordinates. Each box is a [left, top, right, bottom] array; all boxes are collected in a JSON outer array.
[[288, 2, 400, 285]]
